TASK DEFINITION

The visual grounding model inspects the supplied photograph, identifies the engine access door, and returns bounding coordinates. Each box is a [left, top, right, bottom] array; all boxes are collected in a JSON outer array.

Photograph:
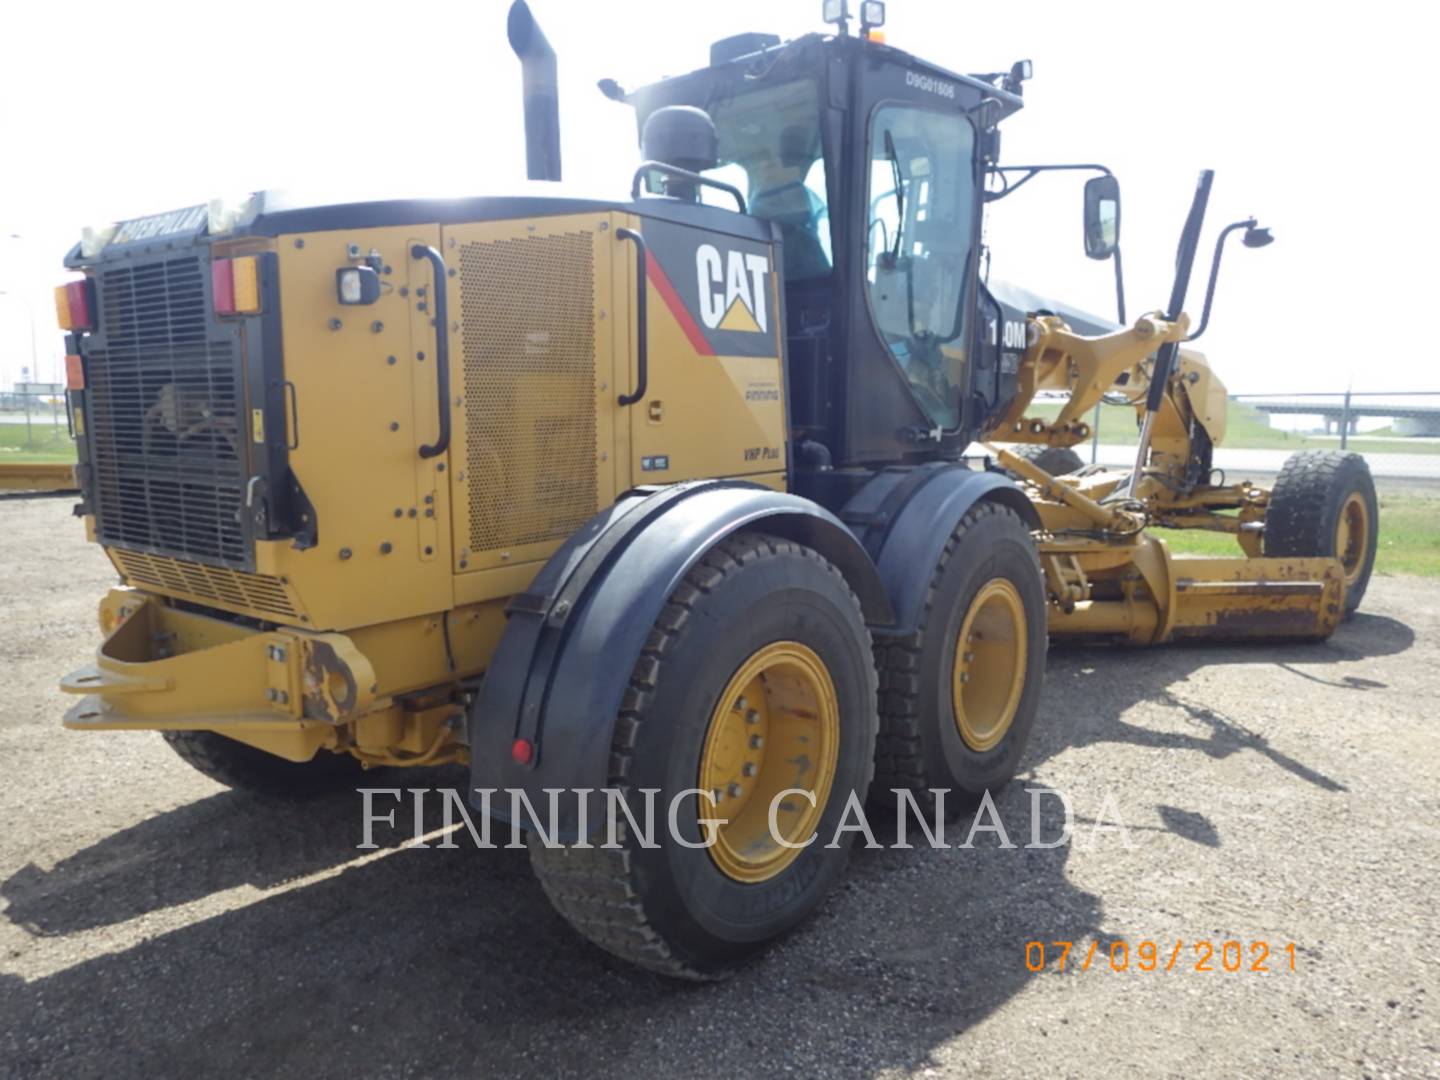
[[440, 213, 621, 578]]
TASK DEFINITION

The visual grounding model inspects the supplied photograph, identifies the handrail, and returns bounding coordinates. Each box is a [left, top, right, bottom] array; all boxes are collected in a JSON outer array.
[[410, 244, 452, 460], [616, 228, 649, 407]]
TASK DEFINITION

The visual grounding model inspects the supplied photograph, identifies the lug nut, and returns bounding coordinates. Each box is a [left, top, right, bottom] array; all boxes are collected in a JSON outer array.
[[742, 763, 757, 777], [749, 734, 763, 749], [711, 788, 724, 803], [727, 783, 743, 799], [960, 673, 970, 684], [735, 697, 748, 712], [745, 709, 760, 725], [963, 651, 974, 662]]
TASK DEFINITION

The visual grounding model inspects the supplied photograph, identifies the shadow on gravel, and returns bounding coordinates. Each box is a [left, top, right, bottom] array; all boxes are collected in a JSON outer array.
[[1, 616, 1411, 1077], [1029, 612, 1415, 796], [0, 782, 1098, 1079], [0, 765, 468, 938]]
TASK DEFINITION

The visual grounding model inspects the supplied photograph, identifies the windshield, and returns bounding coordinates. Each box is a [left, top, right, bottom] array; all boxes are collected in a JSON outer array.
[[699, 80, 832, 281], [865, 104, 977, 429]]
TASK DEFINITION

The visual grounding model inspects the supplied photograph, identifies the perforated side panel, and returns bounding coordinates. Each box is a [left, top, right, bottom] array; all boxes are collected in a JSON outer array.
[[458, 230, 598, 554], [111, 549, 300, 620]]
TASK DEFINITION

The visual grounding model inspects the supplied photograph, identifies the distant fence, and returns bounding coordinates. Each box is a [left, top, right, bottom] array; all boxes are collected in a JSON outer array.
[[1014, 389, 1440, 485]]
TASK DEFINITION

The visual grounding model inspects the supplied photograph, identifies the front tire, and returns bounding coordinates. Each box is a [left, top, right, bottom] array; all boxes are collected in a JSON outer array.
[[162, 730, 369, 798], [1263, 450, 1378, 614], [527, 531, 878, 979], [873, 502, 1047, 815]]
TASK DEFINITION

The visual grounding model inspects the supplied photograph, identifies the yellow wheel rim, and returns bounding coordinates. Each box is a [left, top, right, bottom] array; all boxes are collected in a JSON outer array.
[[1334, 492, 1369, 587], [952, 580, 1028, 753], [697, 641, 839, 884]]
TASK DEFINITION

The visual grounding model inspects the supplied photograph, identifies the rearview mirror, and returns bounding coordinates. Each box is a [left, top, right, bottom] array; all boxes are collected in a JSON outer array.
[[1083, 175, 1121, 260]]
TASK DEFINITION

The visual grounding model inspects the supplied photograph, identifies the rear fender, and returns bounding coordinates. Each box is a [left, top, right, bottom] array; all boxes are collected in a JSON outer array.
[[843, 464, 1038, 637], [468, 480, 893, 838]]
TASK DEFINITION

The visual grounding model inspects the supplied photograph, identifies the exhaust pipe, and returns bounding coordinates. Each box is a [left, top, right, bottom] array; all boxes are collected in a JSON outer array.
[[508, 0, 561, 181]]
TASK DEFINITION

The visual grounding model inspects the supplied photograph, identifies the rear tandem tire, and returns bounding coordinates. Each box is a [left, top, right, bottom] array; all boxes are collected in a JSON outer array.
[[1263, 449, 1378, 615], [526, 530, 878, 980], [873, 501, 1048, 817], [161, 730, 370, 798]]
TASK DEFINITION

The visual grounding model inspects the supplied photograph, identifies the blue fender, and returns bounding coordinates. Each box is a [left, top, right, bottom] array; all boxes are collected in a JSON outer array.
[[468, 480, 894, 838], [842, 463, 1038, 637]]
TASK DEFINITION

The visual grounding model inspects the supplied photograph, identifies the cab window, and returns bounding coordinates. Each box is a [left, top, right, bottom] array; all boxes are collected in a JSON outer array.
[[865, 103, 977, 429], [701, 80, 832, 280]]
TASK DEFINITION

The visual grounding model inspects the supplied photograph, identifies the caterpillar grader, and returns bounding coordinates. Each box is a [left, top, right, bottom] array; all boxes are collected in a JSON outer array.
[[53, 0, 1376, 978]]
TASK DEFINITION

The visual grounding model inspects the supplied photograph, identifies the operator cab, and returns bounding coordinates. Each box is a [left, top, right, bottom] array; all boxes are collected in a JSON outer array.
[[619, 16, 1026, 492]]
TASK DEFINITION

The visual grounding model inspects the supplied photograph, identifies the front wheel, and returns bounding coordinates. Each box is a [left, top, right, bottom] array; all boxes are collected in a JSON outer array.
[[527, 531, 878, 979], [873, 501, 1048, 816], [1263, 450, 1378, 614]]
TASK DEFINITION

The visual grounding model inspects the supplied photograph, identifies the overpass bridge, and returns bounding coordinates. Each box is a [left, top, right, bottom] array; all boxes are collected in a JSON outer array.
[[1238, 393, 1440, 437]]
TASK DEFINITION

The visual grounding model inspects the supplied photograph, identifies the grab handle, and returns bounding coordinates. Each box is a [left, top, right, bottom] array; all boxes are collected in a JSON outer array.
[[410, 244, 452, 459], [616, 228, 649, 407]]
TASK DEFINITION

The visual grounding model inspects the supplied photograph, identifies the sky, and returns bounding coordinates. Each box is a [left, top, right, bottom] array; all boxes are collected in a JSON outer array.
[[0, 0, 1433, 395]]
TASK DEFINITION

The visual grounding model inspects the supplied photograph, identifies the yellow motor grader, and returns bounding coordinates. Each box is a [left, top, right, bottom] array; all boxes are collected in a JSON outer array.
[[52, 0, 1375, 978]]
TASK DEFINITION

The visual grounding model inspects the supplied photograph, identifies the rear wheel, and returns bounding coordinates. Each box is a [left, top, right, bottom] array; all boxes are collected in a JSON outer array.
[[527, 531, 877, 979], [874, 502, 1047, 816], [1263, 450, 1378, 614], [1010, 444, 1085, 478], [162, 730, 369, 798]]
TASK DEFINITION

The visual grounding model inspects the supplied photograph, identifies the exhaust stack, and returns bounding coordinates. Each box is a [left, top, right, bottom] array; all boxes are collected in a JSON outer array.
[[508, 0, 561, 181]]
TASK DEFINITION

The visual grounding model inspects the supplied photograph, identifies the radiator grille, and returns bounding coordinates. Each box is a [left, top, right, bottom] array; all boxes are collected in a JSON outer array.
[[86, 255, 248, 568], [111, 549, 299, 620], [458, 231, 598, 554]]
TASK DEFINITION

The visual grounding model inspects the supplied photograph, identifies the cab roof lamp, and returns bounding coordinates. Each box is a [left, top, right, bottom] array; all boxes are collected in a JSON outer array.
[[860, 1, 886, 32]]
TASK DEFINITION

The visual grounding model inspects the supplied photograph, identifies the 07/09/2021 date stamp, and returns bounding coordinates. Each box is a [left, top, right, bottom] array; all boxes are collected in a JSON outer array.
[[1025, 939, 1299, 974]]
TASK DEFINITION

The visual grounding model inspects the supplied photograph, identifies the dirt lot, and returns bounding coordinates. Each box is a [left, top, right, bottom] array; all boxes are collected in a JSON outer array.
[[0, 496, 1436, 1079]]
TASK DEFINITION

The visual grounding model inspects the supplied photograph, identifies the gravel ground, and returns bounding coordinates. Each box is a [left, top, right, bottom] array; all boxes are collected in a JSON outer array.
[[0, 496, 1436, 1079]]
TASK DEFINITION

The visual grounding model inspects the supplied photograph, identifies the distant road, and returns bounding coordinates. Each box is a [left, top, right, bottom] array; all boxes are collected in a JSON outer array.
[[1090, 443, 1440, 481]]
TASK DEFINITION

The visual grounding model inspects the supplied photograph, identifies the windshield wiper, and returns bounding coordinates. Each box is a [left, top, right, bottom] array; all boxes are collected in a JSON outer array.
[[884, 129, 905, 262]]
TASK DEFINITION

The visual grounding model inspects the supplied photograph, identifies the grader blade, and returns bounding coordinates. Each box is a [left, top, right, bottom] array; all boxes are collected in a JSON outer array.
[[1044, 541, 1347, 645], [1163, 556, 1345, 641], [0, 462, 77, 495]]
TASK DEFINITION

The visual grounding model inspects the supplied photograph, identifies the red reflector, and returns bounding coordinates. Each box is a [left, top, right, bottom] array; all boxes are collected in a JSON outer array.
[[510, 738, 534, 765], [211, 258, 236, 315], [63, 281, 93, 331], [65, 354, 85, 390]]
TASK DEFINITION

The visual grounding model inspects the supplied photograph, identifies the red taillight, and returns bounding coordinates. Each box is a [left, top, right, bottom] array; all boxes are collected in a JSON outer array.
[[212, 258, 237, 315], [511, 738, 534, 765], [54, 280, 93, 331], [211, 256, 260, 316]]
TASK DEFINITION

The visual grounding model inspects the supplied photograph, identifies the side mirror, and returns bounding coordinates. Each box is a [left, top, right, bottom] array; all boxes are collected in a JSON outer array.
[[1083, 174, 1121, 260]]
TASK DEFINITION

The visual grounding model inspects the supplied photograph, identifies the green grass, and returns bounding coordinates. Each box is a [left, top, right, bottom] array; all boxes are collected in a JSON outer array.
[[1030, 399, 1440, 456], [1157, 492, 1440, 578], [0, 421, 76, 463]]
